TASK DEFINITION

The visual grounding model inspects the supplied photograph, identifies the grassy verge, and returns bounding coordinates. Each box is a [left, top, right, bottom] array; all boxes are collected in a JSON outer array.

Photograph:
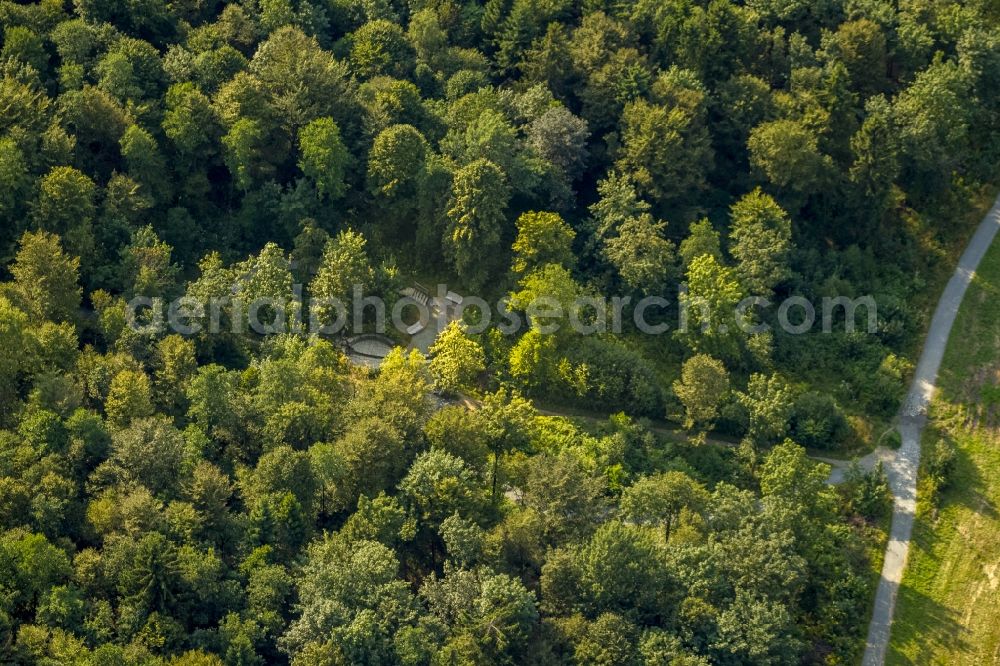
[[887, 204, 1000, 664]]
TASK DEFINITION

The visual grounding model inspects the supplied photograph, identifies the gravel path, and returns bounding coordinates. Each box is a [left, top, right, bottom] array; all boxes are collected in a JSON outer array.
[[821, 447, 894, 484], [862, 193, 1000, 665]]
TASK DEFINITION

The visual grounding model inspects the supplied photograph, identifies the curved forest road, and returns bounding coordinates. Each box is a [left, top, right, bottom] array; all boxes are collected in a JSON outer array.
[[863, 193, 1000, 666]]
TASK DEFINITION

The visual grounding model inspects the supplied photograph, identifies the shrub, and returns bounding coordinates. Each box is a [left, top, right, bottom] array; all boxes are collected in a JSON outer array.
[[789, 392, 849, 450], [843, 461, 892, 521], [921, 436, 957, 509]]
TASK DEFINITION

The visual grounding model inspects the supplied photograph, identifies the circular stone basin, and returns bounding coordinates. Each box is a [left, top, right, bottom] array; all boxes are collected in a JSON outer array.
[[346, 334, 395, 359]]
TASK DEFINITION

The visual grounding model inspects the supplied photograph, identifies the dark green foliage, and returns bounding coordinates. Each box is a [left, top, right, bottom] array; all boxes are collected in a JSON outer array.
[[843, 461, 892, 521], [0, 0, 992, 662], [920, 436, 958, 509], [789, 391, 850, 450]]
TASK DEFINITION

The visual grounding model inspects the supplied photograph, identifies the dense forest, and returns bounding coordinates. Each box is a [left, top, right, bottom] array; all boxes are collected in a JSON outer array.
[[0, 0, 997, 663]]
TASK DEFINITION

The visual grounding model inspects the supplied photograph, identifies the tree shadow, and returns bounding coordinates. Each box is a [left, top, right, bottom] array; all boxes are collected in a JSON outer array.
[[886, 582, 972, 664], [943, 431, 998, 520], [921, 414, 998, 521]]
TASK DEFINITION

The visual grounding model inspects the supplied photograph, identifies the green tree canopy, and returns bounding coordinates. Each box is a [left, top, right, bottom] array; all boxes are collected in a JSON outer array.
[[445, 159, 510, 289], [673, 354, 730, 430], [299, 117, 349, 199], [10, 231, 81, 323], [511, 211, 576, 275], [32, 167, 97, 265], [728, 188, 793, 295], [309, 229, 374, 331], [428, 321, 486, 395], [366, 123, 428, 199]]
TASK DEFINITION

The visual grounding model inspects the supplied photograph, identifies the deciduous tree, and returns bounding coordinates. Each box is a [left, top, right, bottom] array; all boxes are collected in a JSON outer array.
[[621, 471, 709, 542], [677, 254, 745, 361], [367, 124, 428, 199], [104, 370, 155, 428], [602, 214, 675, 295], [163, 82, 220, 159], [280, 534, 416, 660], [614, 94, 712, 209], [222, 118, 268, 191], [444, 159, 509, 289], [32, 167, 97, 266], [309, 230, 374, 331], [428, 321, 485, 394], [748, 119, 831, 198], [728, 188, 793, 295], [350, 20, 415, 79], [10, 231, 81, 323], [249, 27, 359, 137], [299, 117, 349, 199], [526, 105, 589, 183], [673, 354, 730, 430], [737, 373, 794, 448], [678, 218, 723, 270], [399, 449, 482, 527], [421, 566, 538, 660], [99, 416, 189, 497], [511, 211, 575, 275]]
